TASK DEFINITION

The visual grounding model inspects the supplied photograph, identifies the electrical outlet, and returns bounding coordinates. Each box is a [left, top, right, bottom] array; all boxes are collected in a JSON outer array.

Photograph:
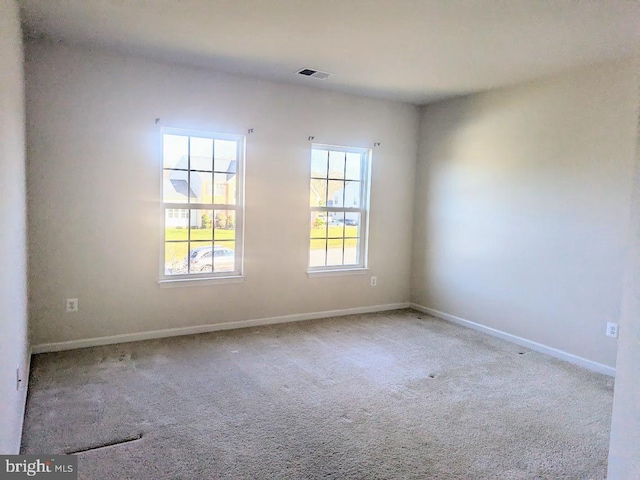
[[606, 322, 619, 338], [66, 298, 79, 312], [370, 276, 377, 287]]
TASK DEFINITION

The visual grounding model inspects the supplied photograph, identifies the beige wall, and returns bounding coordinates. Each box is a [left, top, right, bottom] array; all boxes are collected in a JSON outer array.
[[412, 59, 639, 368], [0, 0, 28, 454], [608, 66, 640, 479], [25, 40, 418, 346]]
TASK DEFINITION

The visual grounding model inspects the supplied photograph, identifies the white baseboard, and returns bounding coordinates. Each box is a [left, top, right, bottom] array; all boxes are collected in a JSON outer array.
[[31, 303, 411, 354], [410, 303, 616, 377]]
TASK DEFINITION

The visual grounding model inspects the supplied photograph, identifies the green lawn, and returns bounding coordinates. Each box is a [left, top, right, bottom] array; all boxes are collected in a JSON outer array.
[[311, 226, 359, 248], [166, 226, 358, 251], [165, 228, 235, 242]]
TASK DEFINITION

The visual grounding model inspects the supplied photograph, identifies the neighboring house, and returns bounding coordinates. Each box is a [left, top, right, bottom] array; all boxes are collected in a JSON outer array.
[[164, 154, 237, 228], [330, 181, 360, 208]]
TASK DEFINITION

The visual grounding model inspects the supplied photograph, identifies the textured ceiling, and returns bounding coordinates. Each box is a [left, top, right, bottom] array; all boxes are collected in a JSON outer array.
[[19, 0, 640, 105]]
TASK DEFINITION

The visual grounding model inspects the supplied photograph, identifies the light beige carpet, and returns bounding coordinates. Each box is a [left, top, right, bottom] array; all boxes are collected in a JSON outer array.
[[21, 309, 613, 479]]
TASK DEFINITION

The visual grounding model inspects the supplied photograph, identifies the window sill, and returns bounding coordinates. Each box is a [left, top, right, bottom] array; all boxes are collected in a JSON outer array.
[[158, 275, 245, 288], [307, 268, 369, 278]]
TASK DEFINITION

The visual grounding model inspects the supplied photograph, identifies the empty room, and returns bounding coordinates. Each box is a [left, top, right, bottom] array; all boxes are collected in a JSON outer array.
[[1, 0, 639, 478]]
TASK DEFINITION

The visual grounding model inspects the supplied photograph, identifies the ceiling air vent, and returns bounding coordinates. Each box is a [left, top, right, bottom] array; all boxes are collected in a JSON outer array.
[[297, 68, 333, 80]]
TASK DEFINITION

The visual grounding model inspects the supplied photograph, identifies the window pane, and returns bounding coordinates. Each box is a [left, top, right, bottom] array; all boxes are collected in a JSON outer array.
[[327, 239, 344, 266], [189, 241, 213, 273], [214, 140, 237, 174], [311, 212, 327, 239], [328, 150, 345, 179], [311, 149, 328, 178], [344, 238, 360, 265], [214, 173, 236, 204], [213, 241, 235, 273], [163, 170, 190, 202], [328, 212, 344, 238], [215, 140, 237, 161], [214, 210, 235, 240], [190, 137, 213, 171], [344, 181, 361, 207], [190, 171, 213, 203], [344, 212, 360, 237], [165, 209, 189, 241], [190, 209, 213, 241], [310, 239, 326, 267], [310, 179, 327, 207], [165, 242, 188, 275], [328, 180, 344, 207], [163, 134, 188, 169], [345, 152, 361, 180]]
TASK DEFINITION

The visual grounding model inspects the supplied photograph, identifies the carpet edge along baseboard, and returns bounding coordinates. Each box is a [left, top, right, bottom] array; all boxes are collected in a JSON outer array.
[[410, 303, 615, 377], [31, 302, 411, 354]]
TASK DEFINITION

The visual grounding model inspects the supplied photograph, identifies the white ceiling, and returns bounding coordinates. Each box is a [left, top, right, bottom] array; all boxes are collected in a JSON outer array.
[[19, 0, 640, 105]]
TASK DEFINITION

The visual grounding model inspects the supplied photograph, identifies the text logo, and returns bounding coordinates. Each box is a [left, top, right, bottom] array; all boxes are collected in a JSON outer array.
[[0, 456, 77, 479]]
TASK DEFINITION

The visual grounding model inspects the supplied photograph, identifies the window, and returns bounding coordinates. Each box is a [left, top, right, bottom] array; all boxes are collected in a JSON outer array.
[[167, 208, 188, 219], [309, 144, 370, 271], [161, 128, 244, 279]]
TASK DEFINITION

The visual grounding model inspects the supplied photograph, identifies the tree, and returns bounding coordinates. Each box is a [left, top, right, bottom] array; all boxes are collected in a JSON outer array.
[[201, 212, 212, 229]]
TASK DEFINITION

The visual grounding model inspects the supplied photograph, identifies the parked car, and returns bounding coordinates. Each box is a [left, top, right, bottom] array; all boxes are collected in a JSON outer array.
[[174, 245, 235, 273], [328, 216, 358, 226], [193, 245, 234, 272]]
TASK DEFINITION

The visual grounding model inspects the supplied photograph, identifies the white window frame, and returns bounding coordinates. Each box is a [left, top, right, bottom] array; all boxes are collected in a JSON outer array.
[[308, 143, 371, 274], [158, 127, 245, 286]]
